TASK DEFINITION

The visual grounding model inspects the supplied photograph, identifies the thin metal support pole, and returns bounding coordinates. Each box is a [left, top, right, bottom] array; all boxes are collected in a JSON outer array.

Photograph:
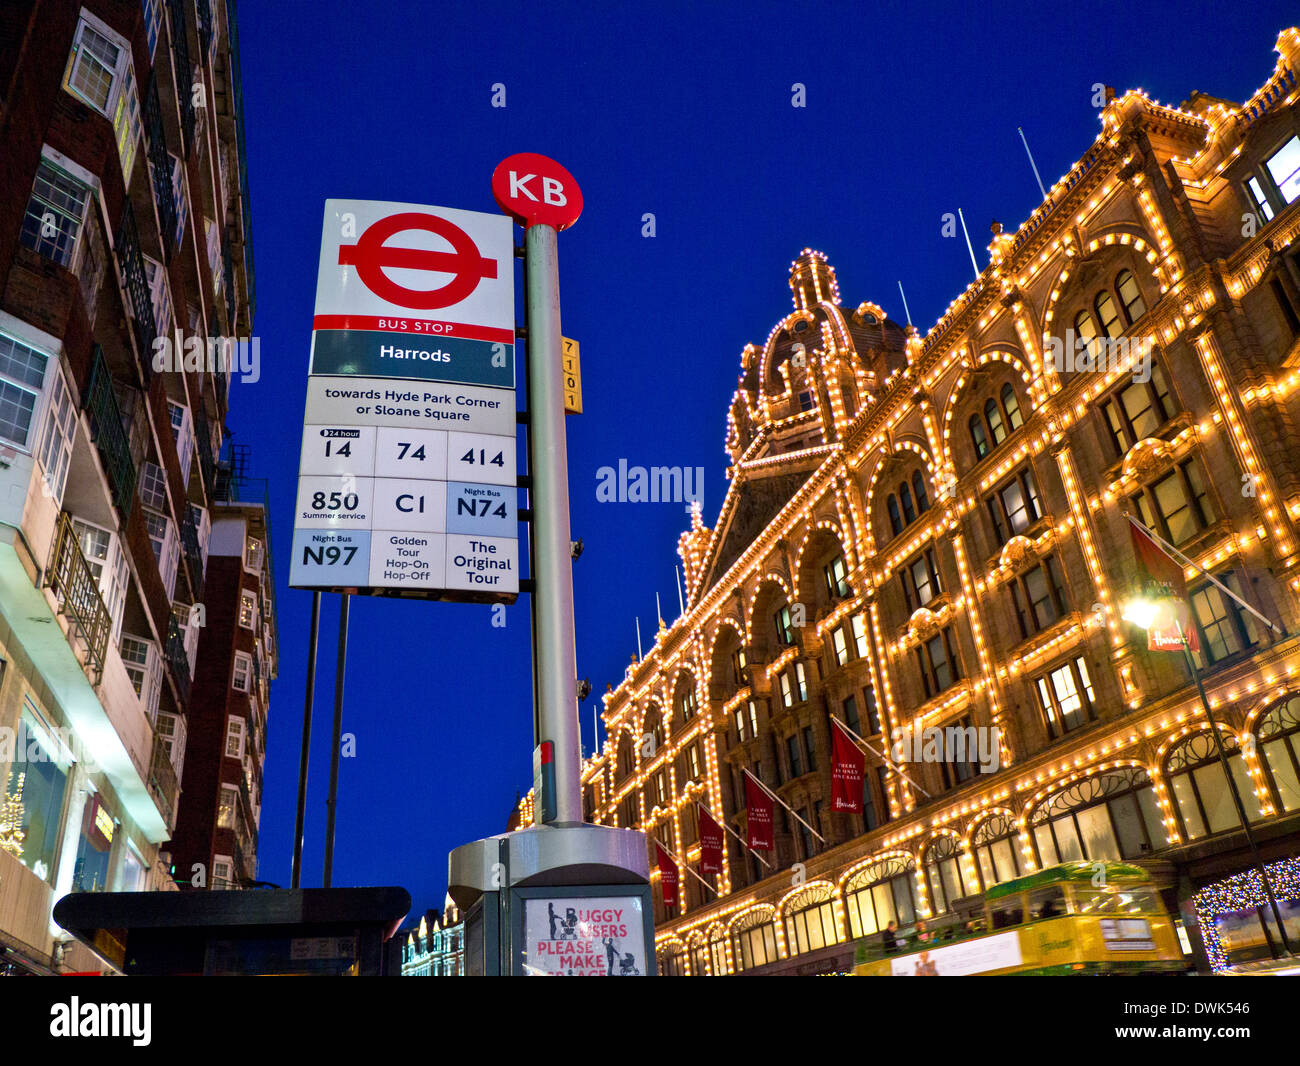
[[322, 592, 350, 888], [291, 590, 320, 889]]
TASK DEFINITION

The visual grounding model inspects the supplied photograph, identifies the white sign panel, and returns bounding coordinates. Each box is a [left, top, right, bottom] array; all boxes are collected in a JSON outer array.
[[522, 897, 648, 976], [888, 930, 1023, 976], [290, 199, 518, 601]]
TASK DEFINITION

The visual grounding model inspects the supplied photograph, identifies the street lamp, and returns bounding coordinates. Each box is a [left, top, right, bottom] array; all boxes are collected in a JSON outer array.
[[1122, 594, 1294, 960]]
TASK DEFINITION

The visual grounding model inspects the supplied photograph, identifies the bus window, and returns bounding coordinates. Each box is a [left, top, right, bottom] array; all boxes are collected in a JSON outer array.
[[1073, 887, 1161, 915], [1027, 886, 1068, 921], [990, 899, 1024, 929]]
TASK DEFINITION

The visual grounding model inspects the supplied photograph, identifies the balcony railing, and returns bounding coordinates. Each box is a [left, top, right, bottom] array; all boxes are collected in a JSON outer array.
[[167, 0, 195, 155], [148, 733, 180, 830], [180, 506, 204, 594], [85, 349, 137, 523], [165, 614, 191, 706], [143, 75, 177, 256], [46, 512, 111, 684], [115, 201, 156, 368]]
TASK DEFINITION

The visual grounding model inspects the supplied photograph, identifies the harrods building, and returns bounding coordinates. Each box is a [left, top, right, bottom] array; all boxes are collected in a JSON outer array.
[[511, 29, 1300, 975]]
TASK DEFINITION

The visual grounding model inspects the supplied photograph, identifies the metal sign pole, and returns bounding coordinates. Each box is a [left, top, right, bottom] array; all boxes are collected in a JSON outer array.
[[322, 591, 350, 887], [524, 222, 581, 826], [291, 589, 321, 889]]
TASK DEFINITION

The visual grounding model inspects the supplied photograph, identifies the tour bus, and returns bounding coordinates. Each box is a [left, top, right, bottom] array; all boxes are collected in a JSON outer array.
[[853, 861, 1186, 975]]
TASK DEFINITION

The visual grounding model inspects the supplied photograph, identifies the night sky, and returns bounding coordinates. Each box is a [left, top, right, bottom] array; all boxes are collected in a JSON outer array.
[[232, 0, 1298, 919]]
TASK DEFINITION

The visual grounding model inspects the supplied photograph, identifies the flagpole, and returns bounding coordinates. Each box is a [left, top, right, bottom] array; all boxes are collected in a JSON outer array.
[[1124, 512, 1284, 636], [743, 767, 826, 843], [1172, 619, 1294, 959], [655, 841, 716, 894], [830, 715, 932, 799], [699, 800, 772, 869]]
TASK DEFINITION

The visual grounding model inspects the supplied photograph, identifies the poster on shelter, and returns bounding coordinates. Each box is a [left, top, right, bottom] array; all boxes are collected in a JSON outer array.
[[522, 896, 647, 976]]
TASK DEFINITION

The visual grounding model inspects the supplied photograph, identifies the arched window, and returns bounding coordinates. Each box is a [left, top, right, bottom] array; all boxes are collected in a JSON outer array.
[[1074, 310, 1098, 350], [971, 813, 1023, 891], [899, 482, 916, 524], [660, 944, 686, 977], [617, 735, 634, 778], [969, 414, 990, 459], [1259, 697, 1300, 812], [1116, 270, 1146, 323], [1000, 383, 1023, 431], [1029, 767, 1165, 864], [783, 885, 842, 956], [731, 910, 778, 972], [887, 495, 903, 537], [645, 709, 664, 750], [912, 471, 930, 513], [984, 398, 1006, 445], [844, 856, 917, 937], [1094, 291, 1122, 337], [676, 684, 697, 725], [923, 835, 975, 916], [1165, 732, 1264, 841]]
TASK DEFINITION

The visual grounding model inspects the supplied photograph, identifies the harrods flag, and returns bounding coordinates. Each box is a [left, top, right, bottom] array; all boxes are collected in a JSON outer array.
[[698, 803, 724, 875], [1128, 518, 1200, 653], [656, 842, 678, 908], [831, 719, 866, 813], [744, 773, 774, 850]]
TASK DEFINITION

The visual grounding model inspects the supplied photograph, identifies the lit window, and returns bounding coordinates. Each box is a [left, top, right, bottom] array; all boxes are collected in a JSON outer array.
[[1000, 383, 1023, 430], [225, 716, 245, 759], [850, 614, 868, 657], [64, 19, 122, 112], [239, 590, 257, 628], [832, 625, 849, 666], [1265, 135, 1300, 205], [1010, 556, 1068, 639], [986, 467, 1043, 544], [1116, 270, 1146, 322], [1131, 460, 1214, 548], [1189, 572, 1260, 667], [1035, 657, 1096, 739], [1094, 291, 1122, 338], [984, 398, 1006, 445], [1100, 363, 1174, 455], [823, 554, 849, 599], [245, 538, 264, 573], [218, 785, 238, 829]]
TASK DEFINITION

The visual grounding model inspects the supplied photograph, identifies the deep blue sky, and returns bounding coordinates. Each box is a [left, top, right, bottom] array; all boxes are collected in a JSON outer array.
[[232, 0, 1298, 919]]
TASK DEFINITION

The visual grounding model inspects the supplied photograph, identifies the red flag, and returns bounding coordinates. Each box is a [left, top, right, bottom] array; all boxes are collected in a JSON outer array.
[[1129, 520, 1187, 599], [744, 773, 774, 850], [1128, 520, 1200, 653], [697, 804, 724, 875], [656, 842, 678, 907], [831, 720, 865, 813]]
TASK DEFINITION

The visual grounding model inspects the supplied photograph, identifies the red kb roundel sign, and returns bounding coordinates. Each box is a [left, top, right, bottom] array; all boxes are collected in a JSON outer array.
[[492, 153, 583, 231]]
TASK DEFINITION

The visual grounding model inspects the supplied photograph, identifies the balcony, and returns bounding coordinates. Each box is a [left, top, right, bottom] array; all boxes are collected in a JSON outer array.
[[165, 615, 191, 706], [148, 733, 179, 831], [46, 512, 111, 684], [180, 507, 204, 594], [115, 201, 156, 368], [167, 0, 195, 155], [194, 411, 217, 494], [85, 348, 137, 523], [143, 75, 177, 257]]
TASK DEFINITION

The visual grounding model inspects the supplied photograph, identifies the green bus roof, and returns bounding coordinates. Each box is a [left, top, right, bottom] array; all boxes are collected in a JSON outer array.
[[984, 861, 1152, 902]]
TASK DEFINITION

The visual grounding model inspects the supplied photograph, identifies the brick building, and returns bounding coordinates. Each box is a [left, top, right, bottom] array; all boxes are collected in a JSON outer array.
[[0, 0, 253, 972], [522, 28, 1300, 974], [168, 451, 275, 891]]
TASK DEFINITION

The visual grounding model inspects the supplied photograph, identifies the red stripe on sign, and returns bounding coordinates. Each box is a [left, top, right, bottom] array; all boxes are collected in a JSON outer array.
[[311, 315, 514, 343]]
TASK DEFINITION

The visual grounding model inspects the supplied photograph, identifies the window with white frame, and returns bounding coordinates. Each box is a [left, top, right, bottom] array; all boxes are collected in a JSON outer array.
[[170, 154, 188, 247], [171, 601, 198, 671], [1249, 135, 1300, 220], [168, 402, 192, 485], [139, 460, 168, 511], [225, 715, 245, 759], [217, 785, 238, 829], [20, 156, 92, 267], [0, 333, 50, 450], [144, 509, 179, 598], [239, 589, 257, 629], [73, 518, 128, 640], [232, 652, 252, 693], [63, 15, 140, 180], [35, 367, 75, 504], [245, 538, 264, 574], [204, 217, 222, 298], [154, 710, 186, 770], [120, 633, 163, 720], [144, 257, 173, 336], [189, 503, 210, 562], [212, 855, 234, 889]]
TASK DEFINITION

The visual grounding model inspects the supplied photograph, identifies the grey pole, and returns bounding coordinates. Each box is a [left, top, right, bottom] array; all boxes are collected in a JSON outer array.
[[524, 222, 582, 826], [323, 591, 350, 886], [291, 589, 321, 889]]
